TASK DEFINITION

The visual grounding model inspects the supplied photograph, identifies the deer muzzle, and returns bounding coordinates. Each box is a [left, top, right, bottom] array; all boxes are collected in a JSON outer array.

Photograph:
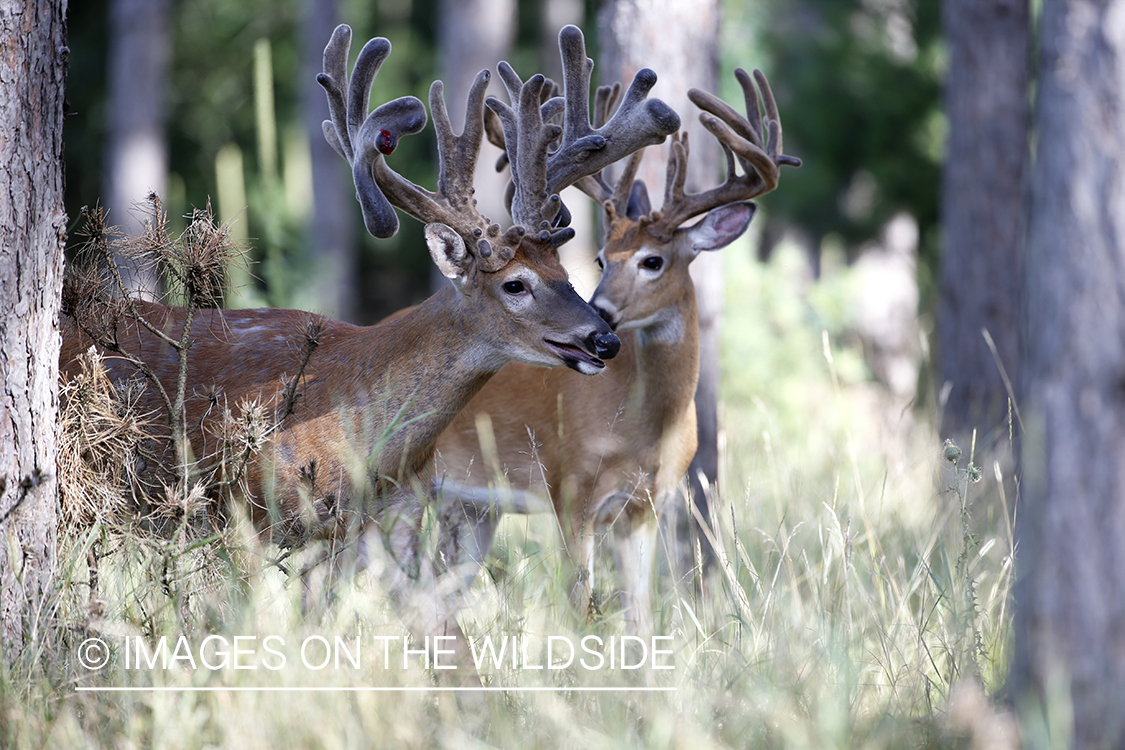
[[591, 330, 621, 359]]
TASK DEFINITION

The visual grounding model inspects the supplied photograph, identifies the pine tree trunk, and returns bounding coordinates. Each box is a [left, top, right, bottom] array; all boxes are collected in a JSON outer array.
[[597, 0, 721, 565], [0, 0, 67, 661], [938, 0, 1029, 439], [1014, 0, 1125, 744], [435, 0, 514, 293]]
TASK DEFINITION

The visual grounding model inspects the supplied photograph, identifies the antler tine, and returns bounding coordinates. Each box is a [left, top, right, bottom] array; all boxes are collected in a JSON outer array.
[[317, 25, 428, 239], [546, 26, 681, 196], [362, 75, 490, 234], [570, 83, 627, 206], [594, 83, 623, 131], [476, 28, 672, 233], [484, 108, 506, 154], [739, 68, 765, 150], [484, 77, 558, 175], [661, 132, 690, 218], [319, 25, 354, 163], [429, 73, 489, 211], [608, 148, 647, 220], [486, 63, 573, 250], [320, 25, 525, 268], [369, 71, 495, 238], [649, 67, 801, 237]]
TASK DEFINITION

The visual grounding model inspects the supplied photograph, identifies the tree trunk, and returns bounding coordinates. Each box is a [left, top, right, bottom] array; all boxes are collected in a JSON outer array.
[[538, 0, 585, 83], [1014, 0, 1125, 745], [302, 0, 356, 321], [938, 0, 1029, 440], [0, 0, 67, 661], [597, 0, 721, 565], [102, 0, 170, 297], [540, 0, 601, 297], [435, 0, 514, 293]]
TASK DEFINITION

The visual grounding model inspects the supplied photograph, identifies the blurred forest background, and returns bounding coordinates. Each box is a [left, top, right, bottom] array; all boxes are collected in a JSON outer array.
[[63, 0, 946, 350], [17, 0, 1123, 742]]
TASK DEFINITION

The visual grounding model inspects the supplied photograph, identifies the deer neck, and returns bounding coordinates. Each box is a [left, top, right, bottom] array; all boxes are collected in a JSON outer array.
[[339, 285, 502, 476], [622, 284, 700, 431]]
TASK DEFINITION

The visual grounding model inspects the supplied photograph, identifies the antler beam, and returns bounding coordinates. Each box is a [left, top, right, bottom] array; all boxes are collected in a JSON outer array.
[[317, 26, 427, 239], [647, 67, 802, 238], [547, 26, 681, 195]]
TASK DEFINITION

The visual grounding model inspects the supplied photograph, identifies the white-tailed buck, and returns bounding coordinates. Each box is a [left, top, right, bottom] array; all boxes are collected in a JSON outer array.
[[61, 25, 679, 644], [433, 67, 800, 633]]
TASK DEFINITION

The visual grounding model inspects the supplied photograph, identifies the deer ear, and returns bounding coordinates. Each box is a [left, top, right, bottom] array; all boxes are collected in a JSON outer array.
[[425, 223, 469, 280], [626, 181, 652, 220], [687, 201, 757, 254]]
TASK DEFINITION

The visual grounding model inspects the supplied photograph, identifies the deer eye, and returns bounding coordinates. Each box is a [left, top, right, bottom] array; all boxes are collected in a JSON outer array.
[[641, 256, 664, 271], [595, 256, 605, 269], [502, 280, 526, 295]]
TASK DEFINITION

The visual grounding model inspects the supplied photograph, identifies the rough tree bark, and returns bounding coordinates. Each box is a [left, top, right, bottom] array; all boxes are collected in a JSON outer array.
[[1014, 0, 1125, 745], [102, 0, 170, 296], [938, 0, 1029, 440], [0, 0, 67, 661], [597, 0, 721, 565]]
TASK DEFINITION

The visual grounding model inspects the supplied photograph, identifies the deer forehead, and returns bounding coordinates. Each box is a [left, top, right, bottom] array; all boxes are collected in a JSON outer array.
[[603, 228, 667, 265], [602, 218, 646, 251], [499, 239, 571, 285]]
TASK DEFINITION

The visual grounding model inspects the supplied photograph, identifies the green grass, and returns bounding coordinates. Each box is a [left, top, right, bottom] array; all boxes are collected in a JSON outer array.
[[1, 238, 1015, 749]]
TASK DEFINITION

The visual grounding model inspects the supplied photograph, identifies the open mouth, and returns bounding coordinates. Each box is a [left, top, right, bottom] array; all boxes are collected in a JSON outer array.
[[544, 339, 606, 372]]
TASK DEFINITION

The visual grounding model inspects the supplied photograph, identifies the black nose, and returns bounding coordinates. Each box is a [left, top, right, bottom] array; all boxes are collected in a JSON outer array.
[[594, 304, 617, 330], [591, 330, 621, 359]]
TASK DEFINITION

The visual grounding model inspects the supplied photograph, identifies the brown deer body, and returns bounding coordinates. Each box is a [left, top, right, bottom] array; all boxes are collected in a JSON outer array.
[[61, 250, 611, 551], [61, 25, 680, 651], [433, 68, 799, 633]]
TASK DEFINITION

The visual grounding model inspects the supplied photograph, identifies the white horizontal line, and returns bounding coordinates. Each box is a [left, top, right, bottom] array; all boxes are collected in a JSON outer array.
[[76, 685, 675, 693]]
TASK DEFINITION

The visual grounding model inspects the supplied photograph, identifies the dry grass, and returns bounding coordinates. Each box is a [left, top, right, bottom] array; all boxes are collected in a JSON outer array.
[[0, 236, 1017, 749], [57, 347, 154, 532]]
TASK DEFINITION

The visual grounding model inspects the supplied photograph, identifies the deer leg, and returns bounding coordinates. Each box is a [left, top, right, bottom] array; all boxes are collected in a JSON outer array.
[[436, 496, 502, 590], [434, 480, 550, 585], [568, 523, 598, 622], [298, 543, 338, 618], [359, 494, 482, 685], [613, 514, 657, 637]]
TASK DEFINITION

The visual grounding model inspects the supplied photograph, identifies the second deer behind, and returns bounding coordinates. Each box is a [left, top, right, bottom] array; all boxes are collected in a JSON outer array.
[[433, 67, 801, 635]]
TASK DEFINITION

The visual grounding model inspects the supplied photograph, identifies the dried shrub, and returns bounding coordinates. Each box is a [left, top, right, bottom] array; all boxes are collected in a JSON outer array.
[[58, 347, 154, 532]]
